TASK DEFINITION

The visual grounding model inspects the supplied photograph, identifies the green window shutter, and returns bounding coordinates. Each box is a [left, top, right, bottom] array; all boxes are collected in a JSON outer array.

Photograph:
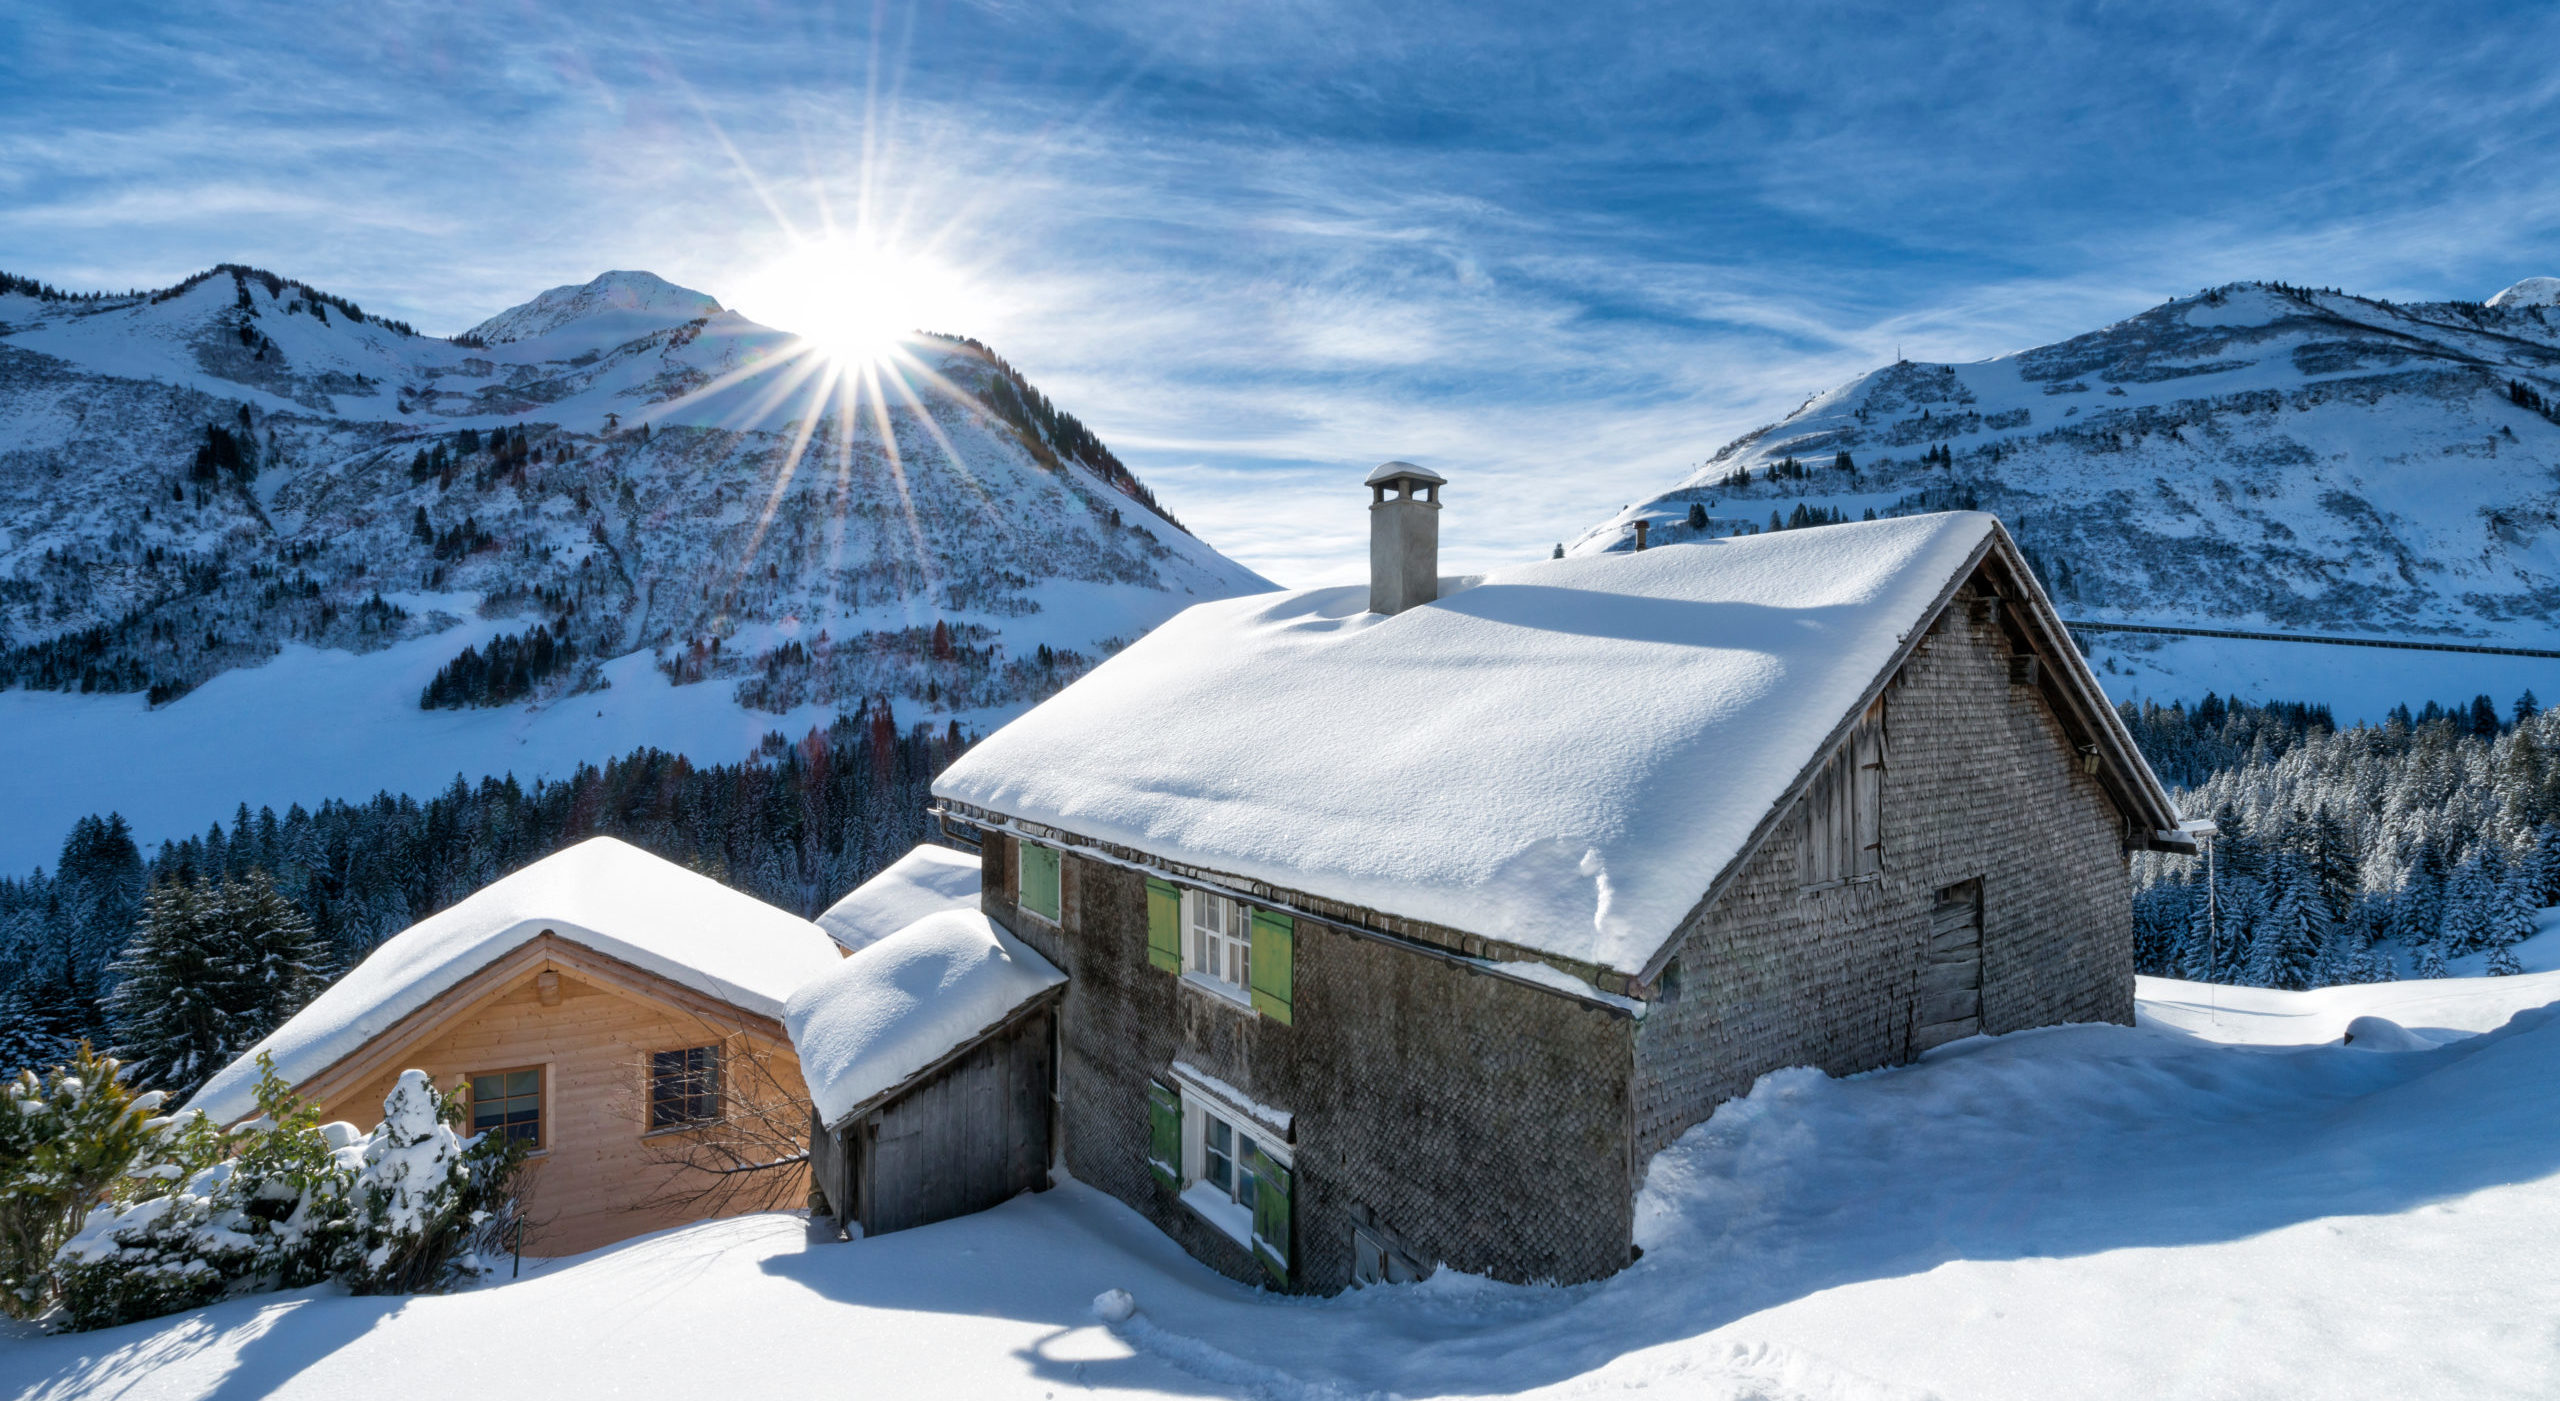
[[1246, 1144, 1292, 1282], [1248, 909, 1294, 1023], [1019, 841, 1061, 922], [1145, 878, 1182, 973], [1145, 1082, 1181, 1188]]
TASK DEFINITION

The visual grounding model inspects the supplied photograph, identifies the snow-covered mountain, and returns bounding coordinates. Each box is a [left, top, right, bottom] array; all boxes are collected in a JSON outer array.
[[1577, 279, 2560, 719], [0, 264, 1270, 867]]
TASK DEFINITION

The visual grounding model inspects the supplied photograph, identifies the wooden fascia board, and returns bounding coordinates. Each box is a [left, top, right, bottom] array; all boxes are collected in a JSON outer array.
[[1972, 524, 2191, 851], [820, 982, 1067, 1134], [284, 932, 791, 1121]]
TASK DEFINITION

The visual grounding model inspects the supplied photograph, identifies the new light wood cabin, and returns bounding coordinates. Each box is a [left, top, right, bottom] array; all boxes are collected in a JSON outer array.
[[186, 838, 846, 1255], [919, 475, 2193, 1293]]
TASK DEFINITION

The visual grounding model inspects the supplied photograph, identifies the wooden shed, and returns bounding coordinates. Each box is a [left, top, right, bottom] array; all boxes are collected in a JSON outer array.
[[787, 908, 1068, 1238]]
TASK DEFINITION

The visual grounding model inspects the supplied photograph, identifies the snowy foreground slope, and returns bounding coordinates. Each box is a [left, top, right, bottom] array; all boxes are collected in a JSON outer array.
[[13, 967, 2560, 1401], [0, 267, 1270, 868], [1579, 280, 2560, 721]]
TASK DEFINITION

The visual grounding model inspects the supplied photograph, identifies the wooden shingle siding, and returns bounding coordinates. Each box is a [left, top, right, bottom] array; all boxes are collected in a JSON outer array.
[[1630, 585, 2134, 1165], [985, 833, 1636, 1294]]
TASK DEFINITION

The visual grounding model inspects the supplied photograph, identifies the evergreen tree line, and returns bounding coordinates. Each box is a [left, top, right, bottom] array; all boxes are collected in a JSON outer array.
[[2128, 691, 2560, 990], [419, 624, 580, 708], [0, 701, 970, 1092]]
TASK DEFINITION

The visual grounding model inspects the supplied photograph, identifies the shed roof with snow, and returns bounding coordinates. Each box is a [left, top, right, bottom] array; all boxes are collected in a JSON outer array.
[[816, 844, 983, 955], [785, 909, 1067, 1129], [934, 511, 2184, 980], [189, 836, 843, 1124]]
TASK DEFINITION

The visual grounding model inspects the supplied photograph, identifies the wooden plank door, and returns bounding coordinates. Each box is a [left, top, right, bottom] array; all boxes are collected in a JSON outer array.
[[1913, 879, 1984, 1052]]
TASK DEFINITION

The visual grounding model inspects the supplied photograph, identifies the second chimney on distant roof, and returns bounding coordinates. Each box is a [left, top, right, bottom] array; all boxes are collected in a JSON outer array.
[[1367, 461, 1445, 616]]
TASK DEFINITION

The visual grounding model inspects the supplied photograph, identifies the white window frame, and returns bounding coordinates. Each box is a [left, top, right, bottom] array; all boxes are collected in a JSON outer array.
[[1181, 889, 1254, 1002], [1172, 1081, 1291, 1250]]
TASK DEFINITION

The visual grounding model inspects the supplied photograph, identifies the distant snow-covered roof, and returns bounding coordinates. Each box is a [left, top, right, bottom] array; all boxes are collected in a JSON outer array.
[[817, 845, 982, 954], [936, 512, 2027, 977], [189, 837, 841, 1125], [785, 909, 1067, 1128]]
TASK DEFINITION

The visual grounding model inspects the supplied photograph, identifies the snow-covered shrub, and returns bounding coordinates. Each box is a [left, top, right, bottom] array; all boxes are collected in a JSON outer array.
[[0, 1045, 188, 1318], [50, 1057, 522, 1330], [342, 1070, 516, 1295]]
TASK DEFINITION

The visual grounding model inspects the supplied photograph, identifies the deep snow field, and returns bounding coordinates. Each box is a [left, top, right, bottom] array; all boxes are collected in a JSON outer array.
[[9, 963, 2560, 1401]]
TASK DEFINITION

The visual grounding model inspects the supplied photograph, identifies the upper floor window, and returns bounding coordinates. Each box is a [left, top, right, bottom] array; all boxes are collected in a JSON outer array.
[[1185, 890, 1252, 994], [1018, 840, 1062, 922], [1803, 696, 1886, 887], [649, 1045, 722, 1129]]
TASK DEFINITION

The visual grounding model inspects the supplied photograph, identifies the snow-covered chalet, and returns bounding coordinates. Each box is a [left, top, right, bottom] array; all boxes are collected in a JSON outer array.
[[187, 837, 846, 1254], [924, 465, 2194, 1292]]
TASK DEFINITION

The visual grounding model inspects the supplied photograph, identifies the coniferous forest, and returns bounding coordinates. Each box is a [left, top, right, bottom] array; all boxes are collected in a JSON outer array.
[[0, 700, 967, 1087]]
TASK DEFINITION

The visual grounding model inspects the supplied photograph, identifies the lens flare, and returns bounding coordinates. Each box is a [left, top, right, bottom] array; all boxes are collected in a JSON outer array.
[[732, 238, 975, 369]]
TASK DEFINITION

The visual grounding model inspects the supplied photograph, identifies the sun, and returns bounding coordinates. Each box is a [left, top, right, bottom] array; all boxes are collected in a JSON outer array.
[[733, 237, 974, 368]]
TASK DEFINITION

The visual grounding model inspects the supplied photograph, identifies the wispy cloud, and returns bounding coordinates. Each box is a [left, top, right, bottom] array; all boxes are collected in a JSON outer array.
[[8, 0, 2560, 584]]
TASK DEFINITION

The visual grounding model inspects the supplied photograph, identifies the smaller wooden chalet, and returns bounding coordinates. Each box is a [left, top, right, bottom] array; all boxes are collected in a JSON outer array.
[[787, 909, 1066, 1238], [926, 475, 2192, 1294], [816, 843, 982, 954], [186, 837, 845, 1255]]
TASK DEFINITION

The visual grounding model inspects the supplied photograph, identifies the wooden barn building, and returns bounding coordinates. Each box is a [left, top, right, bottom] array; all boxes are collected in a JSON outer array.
[[185, 837, 845, 1255], [787, 909, 1065, 1238], [921, 474, 2192, 1293]]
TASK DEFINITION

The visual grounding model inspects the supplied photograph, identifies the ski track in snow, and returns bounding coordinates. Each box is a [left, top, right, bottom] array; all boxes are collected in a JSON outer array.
[[9, 973, 2560, 1400]]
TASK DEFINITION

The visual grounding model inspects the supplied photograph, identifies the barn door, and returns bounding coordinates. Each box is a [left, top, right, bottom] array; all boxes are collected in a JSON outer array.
[[1913, 879, 1984, 1052]]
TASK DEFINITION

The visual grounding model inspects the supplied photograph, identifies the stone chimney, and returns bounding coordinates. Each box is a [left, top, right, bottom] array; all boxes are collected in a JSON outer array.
[[1367, 461, 1446, 616]]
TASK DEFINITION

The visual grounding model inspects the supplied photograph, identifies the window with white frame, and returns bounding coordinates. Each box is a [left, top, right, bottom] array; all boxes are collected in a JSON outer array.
[[1184, 890, 1252, 994], [1176, 1091, 1291, 1274]]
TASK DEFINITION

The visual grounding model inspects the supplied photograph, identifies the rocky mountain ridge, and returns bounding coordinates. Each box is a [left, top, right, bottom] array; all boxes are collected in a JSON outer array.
[[0, 264, 1264, 717], [1575, 278, 2560, 714]]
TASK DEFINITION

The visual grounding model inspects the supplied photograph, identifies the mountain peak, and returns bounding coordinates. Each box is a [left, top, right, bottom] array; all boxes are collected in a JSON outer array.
[[2486, 277, 2560, 309], [463, 270, 722, 346]]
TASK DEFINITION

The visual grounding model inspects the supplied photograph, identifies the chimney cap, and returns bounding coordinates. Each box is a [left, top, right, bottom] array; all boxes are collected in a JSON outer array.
[[1365, 460, 1447, 489]]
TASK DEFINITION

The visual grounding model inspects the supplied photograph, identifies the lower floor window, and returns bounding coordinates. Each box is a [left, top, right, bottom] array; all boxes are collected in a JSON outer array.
[[1173, 1089, 1292, 1277], [470, 1067, 543, 1149]]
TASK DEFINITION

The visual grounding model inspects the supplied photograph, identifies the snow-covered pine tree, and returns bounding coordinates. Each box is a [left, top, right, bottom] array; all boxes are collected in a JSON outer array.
[[2249, 855, 2325, 991], [2529, 823, 2560, 906], [105, 872, 321, 1098], [2440, 853, 2495, 956], [2481, 872, 2541, 977], [104, 881, 230, 1095], [0, 976, 95, 1075]]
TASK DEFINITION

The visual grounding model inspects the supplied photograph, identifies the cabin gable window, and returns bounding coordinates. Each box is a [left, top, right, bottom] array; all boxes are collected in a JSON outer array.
[[648, 1045, 723, 1130], [1802, 696, 1887, 888]]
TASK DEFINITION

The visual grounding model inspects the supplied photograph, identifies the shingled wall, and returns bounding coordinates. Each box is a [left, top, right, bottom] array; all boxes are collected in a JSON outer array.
[[983, 833, 1638, 1293], [1630, 582, 2137, 1164]]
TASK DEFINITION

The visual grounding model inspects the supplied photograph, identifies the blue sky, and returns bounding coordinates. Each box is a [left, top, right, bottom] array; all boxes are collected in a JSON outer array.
[[6, 2, 2560, 584]]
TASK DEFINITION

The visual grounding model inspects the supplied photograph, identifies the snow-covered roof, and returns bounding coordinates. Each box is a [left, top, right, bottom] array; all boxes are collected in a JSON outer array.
[[937, 512, 2147, 978], [785, 909, 1067, 1128], [189, 837, 842, 1125], [816, 844, 983, 954]]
